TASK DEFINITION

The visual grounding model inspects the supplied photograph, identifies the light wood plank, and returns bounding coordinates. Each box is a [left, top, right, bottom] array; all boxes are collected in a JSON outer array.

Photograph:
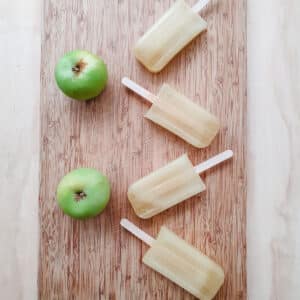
[[247, 0, 300, 299], [0, 0, 40, 299]]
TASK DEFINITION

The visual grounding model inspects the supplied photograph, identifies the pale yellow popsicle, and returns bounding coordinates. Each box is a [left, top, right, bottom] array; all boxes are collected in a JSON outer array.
[[128, 150, 233, 219], [122, 78, 220, 148], [146, 84, 220, 148], [134, 0, 208, 72], [120, 219, 225, 300], [128, 154, 206, 219]]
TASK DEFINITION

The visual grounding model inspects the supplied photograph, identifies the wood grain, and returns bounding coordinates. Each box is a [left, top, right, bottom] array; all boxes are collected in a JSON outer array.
[[39, 0, 246, 299], [0, 1, 40, 299]]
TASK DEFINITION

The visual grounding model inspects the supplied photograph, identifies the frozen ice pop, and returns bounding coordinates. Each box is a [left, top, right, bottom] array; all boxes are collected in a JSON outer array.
[[134, 0, 211, 72], [122, 77, 220, 148], [120, 219, 225, 300], [128, 150, 233, 219]]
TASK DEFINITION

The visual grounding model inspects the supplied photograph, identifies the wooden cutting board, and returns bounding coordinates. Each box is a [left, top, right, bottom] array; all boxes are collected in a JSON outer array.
[[39, 0, 246, 299]]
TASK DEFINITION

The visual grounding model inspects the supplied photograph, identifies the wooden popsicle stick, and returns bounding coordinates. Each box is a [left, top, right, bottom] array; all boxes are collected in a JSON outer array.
[[192, 0, 211, 14], [194, 150, 233, 174], [122, 77, 158, 104], [120, 218, 154, 246]]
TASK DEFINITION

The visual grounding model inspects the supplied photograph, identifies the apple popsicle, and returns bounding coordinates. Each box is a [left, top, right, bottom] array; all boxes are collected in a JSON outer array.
[[122, 77, 219, 148], [120, 219, 225, 300], [134, 0, 211, 72], [128, 150, 233, 219]]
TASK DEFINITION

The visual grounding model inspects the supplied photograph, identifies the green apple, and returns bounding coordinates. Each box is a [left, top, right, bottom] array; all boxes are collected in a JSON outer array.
[[55, 50, 108, 101], [56, 168, 110, 219]]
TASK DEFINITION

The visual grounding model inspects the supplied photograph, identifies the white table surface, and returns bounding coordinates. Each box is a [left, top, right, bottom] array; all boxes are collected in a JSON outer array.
[[1, 0, 300, 299]]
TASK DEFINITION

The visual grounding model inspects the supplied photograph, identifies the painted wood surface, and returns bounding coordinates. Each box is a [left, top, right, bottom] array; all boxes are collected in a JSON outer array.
[[38, 0, 247, 299]]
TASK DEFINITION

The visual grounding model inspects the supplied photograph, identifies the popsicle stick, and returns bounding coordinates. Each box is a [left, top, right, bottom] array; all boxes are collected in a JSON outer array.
[[194, 150, 233, 174], [120, 218, 154, 246], [122, 77, 158, 104], [192, 0, 211, 14]]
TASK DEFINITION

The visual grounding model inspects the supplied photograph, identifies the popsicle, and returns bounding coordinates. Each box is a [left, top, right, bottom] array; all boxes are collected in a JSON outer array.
[[128, 150, 233, 219], [122, 77, 220, 148], [134, 0, 211, 72], [120, 219, 225, 300]]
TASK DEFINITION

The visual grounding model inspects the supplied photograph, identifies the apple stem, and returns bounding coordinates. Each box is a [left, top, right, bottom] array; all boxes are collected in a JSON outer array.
[[74, 191, 87, 201], [72, 66, 80, 73], [72, 59, 87, 74]]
